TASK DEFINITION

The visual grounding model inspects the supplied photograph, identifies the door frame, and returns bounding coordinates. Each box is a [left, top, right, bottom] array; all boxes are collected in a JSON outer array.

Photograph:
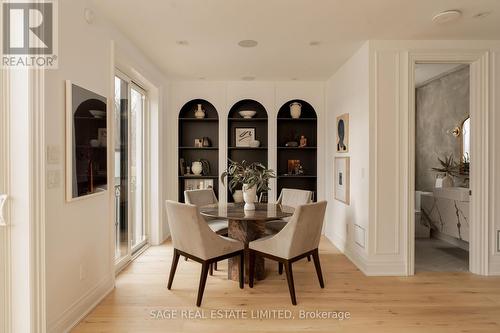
[[406, 50, 490, 275]]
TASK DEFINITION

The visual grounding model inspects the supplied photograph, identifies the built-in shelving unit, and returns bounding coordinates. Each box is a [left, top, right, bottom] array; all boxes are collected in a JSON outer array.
[[178, 99, 219, 202], [277, 100, 317, 200], [227, 99, 268, 202]]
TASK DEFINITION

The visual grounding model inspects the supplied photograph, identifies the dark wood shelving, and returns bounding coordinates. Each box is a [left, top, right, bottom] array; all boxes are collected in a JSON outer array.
[[178, 99, 219, 202], [277, 100, 317, 200], [227, 99, 268, 202]]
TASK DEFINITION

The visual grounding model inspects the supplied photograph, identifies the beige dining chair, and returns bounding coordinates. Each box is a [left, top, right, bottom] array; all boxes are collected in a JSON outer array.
[[248, 201, 327, 305], [184, 188, 229, 273], [165, 200, 244, 307]]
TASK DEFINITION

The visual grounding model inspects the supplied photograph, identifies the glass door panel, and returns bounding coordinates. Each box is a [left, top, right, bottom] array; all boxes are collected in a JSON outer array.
[[130, 86, 146, 251]]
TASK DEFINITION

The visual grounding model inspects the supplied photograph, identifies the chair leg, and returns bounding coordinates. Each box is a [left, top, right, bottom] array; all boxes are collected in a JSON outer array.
[[284, 261, 297, 305], [209, 263, 213, 276], [196, 263, 210, 307], [312, 249, 325, 288], [214, 261, 218, 271], [278, 262, 283, 275], [249, 250, 255, 288], [185, 256, 188, 261], [239, 251, 244, 289], [307, 255, 311, 262], [167, 249, 180, 290]]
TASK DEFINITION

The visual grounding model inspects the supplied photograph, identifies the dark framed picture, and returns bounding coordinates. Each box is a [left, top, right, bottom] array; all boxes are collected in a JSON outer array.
[[336, 113, 349, 152], [235, 127, 255, 147]]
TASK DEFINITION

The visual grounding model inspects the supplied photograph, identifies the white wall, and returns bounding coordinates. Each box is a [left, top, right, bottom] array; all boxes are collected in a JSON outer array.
[[44, 1, 168, 331], [169, 81, 325, 204], [324, 43, 370, 264]]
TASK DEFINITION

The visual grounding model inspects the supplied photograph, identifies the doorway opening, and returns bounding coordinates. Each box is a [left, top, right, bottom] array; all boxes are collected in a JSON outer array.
[[114, 70, 149, 270], [413, 63, 470, 273]]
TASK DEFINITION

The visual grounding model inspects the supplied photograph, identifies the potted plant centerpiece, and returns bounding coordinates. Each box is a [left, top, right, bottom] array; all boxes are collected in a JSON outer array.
[[221, 160, 275, 210], [432, 154, 459, 188]]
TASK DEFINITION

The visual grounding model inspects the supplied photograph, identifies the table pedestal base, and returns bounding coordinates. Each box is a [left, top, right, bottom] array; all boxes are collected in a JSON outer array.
[[227, 219, 266, 283]]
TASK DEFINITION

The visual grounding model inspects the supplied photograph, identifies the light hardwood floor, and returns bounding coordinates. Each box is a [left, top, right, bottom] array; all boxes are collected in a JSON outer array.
[[73, 237, 500, 333]]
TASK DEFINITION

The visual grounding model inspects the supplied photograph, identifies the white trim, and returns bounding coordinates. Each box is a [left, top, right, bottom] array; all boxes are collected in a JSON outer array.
[[406, 51, 490, 276], [47, 274, 114, 333]]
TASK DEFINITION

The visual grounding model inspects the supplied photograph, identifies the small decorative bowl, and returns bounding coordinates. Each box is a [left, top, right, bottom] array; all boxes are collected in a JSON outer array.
[[238, 110, 257, 118]]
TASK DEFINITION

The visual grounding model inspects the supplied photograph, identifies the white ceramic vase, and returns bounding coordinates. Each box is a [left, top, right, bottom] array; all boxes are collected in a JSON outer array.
[[441, 173, 454, 188], [233, 190, 244, 203], [242, 184, 257, 210], [191, 161, 203, 175], [194, 104, 205, 119], [290, 102, 302, 119]]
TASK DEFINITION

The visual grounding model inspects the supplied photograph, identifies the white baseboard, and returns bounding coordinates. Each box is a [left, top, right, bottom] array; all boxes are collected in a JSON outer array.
[[325, 231, 346, 252], [344, 246, 406, 276], [489, 257, 500, 276], [48, 274, 115, 333]]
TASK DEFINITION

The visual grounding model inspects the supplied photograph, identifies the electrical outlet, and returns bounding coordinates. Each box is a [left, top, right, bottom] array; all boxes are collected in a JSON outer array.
[[47, 170, 61, 189], [79, 264, 87, 281]]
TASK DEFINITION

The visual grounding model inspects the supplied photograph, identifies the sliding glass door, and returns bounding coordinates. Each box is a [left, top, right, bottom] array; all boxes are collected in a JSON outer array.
[[114, 71, 148, 268]]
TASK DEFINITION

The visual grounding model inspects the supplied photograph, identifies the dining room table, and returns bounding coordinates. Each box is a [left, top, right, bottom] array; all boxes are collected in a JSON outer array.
[[199, 202, 294, 283]]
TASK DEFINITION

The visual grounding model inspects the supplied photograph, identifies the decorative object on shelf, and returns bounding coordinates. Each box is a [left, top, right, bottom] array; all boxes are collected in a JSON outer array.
[[249, 139, 260, 147], [336, 113, 349, 152], [179, 158, 186, 176], [98, 128, 107, 147], [194, 138, 203, 148], [290, 101, 302, 119], [186, 166, 191, 175], [202, 137, 211, 147], [184, 179, 213, 191], [200, 159, 210, 175], [194, 103, 205, 119], [191, 161, 203, 175], [286, 160, 304, 175], [334, 157, 350, 205], [221, 160, 275, 210], [238, 110, 257, 118], [235, 127, 255, 147], [285, 141, 299, 147], [432, 154, 458, 188], [65, 80, 107, 201], [233, 190, 244, 203], [299, 135, 307, 147]]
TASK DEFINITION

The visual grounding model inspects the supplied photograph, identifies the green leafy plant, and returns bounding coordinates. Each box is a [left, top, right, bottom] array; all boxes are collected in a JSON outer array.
[[221, 160, 275, 194]]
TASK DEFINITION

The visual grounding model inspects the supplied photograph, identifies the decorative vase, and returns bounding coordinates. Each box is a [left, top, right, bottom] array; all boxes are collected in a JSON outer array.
[[233, 190, 244, 203], [242, 184, 257, 210], [194, 104, 205, 119], [441, 173, 454, 187], [249, 139, 260, 147], [290, 102, 302, 119], [191, 161, 203, 175]]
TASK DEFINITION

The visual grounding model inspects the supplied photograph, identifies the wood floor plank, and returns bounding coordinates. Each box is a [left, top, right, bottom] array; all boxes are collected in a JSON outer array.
[[72, 237, 500, 333]]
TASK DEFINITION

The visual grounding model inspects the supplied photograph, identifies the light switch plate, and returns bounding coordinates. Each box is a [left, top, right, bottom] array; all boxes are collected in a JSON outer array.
[[47, 145, 61, 164], [47, 170, 61, 189]]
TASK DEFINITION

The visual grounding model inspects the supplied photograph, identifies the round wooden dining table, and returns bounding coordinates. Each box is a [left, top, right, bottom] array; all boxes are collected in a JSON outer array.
[[200, 203, 294, 283]]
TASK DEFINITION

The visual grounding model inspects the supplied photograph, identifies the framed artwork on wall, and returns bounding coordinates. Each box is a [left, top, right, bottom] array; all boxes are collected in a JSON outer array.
[[334, 156, 350, 205], [336, 113, 349, 152], [235, 127, 255, 147]]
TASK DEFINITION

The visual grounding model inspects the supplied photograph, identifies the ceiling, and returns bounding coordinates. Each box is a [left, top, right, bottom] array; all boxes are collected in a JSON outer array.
[[415, 63, 465, 86], [92, 0, 500, 81]]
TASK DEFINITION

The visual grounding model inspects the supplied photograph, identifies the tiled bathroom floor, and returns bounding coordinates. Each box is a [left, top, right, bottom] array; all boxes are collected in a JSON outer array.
[[415, 238, 469, 272]]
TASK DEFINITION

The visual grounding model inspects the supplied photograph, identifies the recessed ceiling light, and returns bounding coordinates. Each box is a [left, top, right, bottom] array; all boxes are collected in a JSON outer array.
[[473, 11, 492, 19], [432, 10, 462, 24], [198, 77, 206, 80], [291, 78, 298, 81], [176, 40, 189, 46], [242, 76, 255, 81], [238, 40, 258, 48], [309, 41, 321, 46]]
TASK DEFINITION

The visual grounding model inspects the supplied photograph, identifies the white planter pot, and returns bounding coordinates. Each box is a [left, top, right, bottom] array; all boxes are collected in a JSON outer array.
[[233, 190, 244, 203], [441, 173, 454, 188], [243, 184, 257, 210]]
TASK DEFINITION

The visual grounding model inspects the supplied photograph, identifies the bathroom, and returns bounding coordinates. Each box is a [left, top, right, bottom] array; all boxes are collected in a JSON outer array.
[[414, 63, 471, 272]]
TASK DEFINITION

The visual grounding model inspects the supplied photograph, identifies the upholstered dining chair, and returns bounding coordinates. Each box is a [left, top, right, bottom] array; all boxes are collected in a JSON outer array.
[[165, 200, 244, 307], [184, 189, 229, 273], [248, 201, 327, 305]]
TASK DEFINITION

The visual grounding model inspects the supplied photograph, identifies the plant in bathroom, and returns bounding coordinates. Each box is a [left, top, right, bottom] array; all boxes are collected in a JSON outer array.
[[221, 160, 275, 210], [432, 154, 459, 187]]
